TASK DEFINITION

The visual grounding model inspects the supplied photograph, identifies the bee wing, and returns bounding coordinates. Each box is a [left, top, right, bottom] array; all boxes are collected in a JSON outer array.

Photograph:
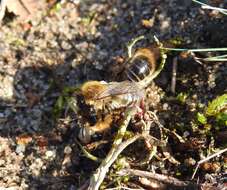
[[95, 81, 144, 100]]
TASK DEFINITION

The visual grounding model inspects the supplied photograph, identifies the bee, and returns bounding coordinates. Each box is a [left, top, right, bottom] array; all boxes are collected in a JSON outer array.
[[78, 80, 145, 143], [78, 46, 161, 143]]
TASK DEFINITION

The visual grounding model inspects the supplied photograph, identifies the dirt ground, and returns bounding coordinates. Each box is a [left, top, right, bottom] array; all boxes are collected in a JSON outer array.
[[0, 1, 226, 189]]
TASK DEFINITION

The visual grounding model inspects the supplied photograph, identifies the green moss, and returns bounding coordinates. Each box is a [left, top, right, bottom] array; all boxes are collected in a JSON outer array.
[[51, 3, 62, 12], [197, 112, 207, 125], [176, 92, 188, 104], [216, 112, 227, 126], [206, 94, 227, 116]]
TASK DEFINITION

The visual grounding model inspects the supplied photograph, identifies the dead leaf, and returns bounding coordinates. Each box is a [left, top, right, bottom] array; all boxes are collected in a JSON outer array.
[[20, 22, 32, 30], [16, 134, 33, 145], [6, 0, 47, 21], [141, 19, 154, 28], [34, 135, 49, 150]]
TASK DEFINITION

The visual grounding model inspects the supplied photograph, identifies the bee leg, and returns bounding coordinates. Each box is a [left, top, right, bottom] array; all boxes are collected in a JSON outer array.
[[102, 102, 110, 117], [139, 98, 146, 112], [101, 112, 105, 121], [134, 99, 146, 120]]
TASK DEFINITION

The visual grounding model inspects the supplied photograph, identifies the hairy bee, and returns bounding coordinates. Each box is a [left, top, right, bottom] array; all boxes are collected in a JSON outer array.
[[78, 80, 145, 143], [78, 46, 161, 143], [80, 46, 160, 114]]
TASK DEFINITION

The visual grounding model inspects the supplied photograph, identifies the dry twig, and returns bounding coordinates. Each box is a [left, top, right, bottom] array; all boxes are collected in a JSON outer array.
[[87, 108, 136, 190], [171, 57, 178, 94], [106, 187, 144, 190], [88, 134, 143, 190], [0, 0, 6, 21], [118, 169, 195, 187]]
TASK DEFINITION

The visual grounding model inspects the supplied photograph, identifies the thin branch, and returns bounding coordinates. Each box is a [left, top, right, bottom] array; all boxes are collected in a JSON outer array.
[[148, 111, 185, 143], [87, 108, 136, 190], [0, 0, 6, 21], [161, 47, 227, 52], [171, 57, 178, 94], [106, 187, 144, 190], [75, 138, 102, 162], [118, 169, 195, 187], [88, 134, 143, 190], [192, 0, 227, 15], [127, 36, 145, 58]]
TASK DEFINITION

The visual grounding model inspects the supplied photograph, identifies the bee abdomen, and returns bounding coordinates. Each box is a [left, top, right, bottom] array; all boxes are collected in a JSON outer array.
[[78, 126, 94, 144], [125, 58, 151, 82]]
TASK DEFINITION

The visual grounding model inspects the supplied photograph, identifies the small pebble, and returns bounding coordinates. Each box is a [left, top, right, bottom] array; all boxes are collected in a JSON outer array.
[[45, 150, 56, 159], [64, 146, 72, 154]]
